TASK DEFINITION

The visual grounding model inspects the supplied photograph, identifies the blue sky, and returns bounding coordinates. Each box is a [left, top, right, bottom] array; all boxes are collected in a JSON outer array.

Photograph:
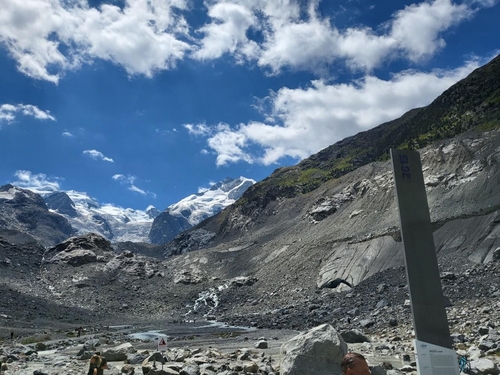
[[0, 0, 499, 211]]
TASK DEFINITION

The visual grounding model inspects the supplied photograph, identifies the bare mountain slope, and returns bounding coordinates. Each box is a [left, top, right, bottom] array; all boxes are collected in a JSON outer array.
[[0, 185, 75, 247], [164, 128, 500, 296]]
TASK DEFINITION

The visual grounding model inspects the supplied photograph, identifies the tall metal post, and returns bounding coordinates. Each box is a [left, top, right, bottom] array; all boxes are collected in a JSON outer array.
[[390, 149, 459, 375]]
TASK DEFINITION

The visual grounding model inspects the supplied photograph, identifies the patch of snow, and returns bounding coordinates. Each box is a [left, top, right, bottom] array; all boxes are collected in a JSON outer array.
[[0, 191, 14, 200]]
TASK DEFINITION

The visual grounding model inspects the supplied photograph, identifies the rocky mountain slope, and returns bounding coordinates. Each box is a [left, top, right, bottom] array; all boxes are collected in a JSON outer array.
[[0, 185, 74, 247]]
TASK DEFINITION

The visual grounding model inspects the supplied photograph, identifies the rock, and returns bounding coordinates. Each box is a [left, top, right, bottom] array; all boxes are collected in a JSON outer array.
[[229, 276, 258, 287], [377, 283, 387, 293], [48, 249, 97, 266], [255, 340, 268, 349], [35, 342, 47, 350], [147, 369, 178, 375], [360, 319, 375, 328], [441, 272, 456, 280], [180, 363, 199, 375], [121, 364, 135, 374], [280, 324, 347, 375], [341, 330, 370, 343], [128, 353, 148, 364], [470, 358, 499, 375], [243, 362, 259, 373], [103, 342, 136, 361]]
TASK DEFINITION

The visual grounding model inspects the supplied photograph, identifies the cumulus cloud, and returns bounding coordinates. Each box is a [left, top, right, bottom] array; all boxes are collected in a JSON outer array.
[[12, 170, 62, 194], [195, 0, 488, 73], [389, 0, 472, 62], [0, 0, 192, 83], [83, 149, 114, 162], [0, 103, 56, 125], [189, 58, 482, 166], [112, 174, 156, 197], [192, 2, 259, 61], [62, 131, 74, 137], [1, 0, 492, 82]]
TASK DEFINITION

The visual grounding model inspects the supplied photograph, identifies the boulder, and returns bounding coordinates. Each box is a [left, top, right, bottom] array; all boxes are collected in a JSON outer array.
[[103, 342, 136, 361], [49, 249, 97, 267], [341, 329, 370, 343], [255, 340, 268, 349], [280, 324, 347, 375], [470, 358, 499, 375]]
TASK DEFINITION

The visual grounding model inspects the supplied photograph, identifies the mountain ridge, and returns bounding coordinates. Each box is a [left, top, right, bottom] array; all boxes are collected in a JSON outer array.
[[178, 54, 500, 244]]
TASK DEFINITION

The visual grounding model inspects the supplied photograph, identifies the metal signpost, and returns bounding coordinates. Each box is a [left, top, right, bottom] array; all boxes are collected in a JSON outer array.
[[390, 149, 460, 375]]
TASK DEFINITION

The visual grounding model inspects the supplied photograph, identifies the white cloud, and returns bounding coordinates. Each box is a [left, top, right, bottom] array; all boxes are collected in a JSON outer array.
[[0, 0, 192, 83], [62, 131, 74, 137], [193, 2, 259, 60], [12, 170, 62, 194], [194, 0, 487, 73], [184, 122, 211, 136], [389, 0, 472, 62], [112, 173, 156, 197], [192, 58, 482, 166], [0, 0, 494, 81], [0, 103, 56, 125], [83, 149, 114, 162]]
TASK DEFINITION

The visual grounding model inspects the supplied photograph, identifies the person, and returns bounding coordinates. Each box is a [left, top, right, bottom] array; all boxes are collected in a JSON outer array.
[[87, 354, 101, 375], [10, 332, 13, 340], [341, 352, 371, 375], [95, 351, 108, 375]]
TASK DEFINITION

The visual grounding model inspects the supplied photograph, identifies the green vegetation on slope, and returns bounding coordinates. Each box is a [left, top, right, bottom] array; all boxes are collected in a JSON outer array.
[[236, 54, 500, 211]]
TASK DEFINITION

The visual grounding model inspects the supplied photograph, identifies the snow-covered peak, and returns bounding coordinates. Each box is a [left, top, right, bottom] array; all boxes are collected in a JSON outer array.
[[66, 190, 101, 209], [168, 176, 255, 225]]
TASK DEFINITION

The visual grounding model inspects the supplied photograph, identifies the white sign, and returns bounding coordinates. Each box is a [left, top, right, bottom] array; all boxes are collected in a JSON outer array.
[[415, 339, 460, 375], [158, 336, 168, 351]]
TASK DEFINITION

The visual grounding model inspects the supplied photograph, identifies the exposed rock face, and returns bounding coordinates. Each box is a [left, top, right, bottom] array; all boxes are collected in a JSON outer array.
[[44, 233, 113, 266], [44, 191, 78, 217], [0, 185, 75, 246], [148, 211, 192, 245], [162, 229, 216, 258]]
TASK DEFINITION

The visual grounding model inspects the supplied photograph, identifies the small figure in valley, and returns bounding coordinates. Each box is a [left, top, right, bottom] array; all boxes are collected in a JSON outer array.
[[95, 351, 108, 375], [341, 352, 371, 375], [87, 354, 101, 375], [10, 332, 13, 340]]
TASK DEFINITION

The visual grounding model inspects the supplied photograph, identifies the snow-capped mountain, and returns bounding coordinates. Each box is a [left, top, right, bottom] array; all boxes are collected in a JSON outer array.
[[44, 190, 159, 243], [12, 176, 254, 244], [149, 177, 255, 244]]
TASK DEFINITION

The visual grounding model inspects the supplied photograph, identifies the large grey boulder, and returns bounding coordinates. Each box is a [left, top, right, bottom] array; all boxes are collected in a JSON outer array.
[[470, 358, 499, 375], [102, 342, 136, 361], [49, 249, 97, 266], [280, 324, 347, 375], [341, 329, 370, 343]]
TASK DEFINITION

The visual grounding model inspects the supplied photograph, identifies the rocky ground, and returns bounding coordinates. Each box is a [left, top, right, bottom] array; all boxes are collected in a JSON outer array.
[[1, 246, 499, 374]]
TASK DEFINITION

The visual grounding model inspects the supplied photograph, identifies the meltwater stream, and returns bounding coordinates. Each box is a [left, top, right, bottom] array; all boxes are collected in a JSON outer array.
[[128, 320, 256, 342]]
